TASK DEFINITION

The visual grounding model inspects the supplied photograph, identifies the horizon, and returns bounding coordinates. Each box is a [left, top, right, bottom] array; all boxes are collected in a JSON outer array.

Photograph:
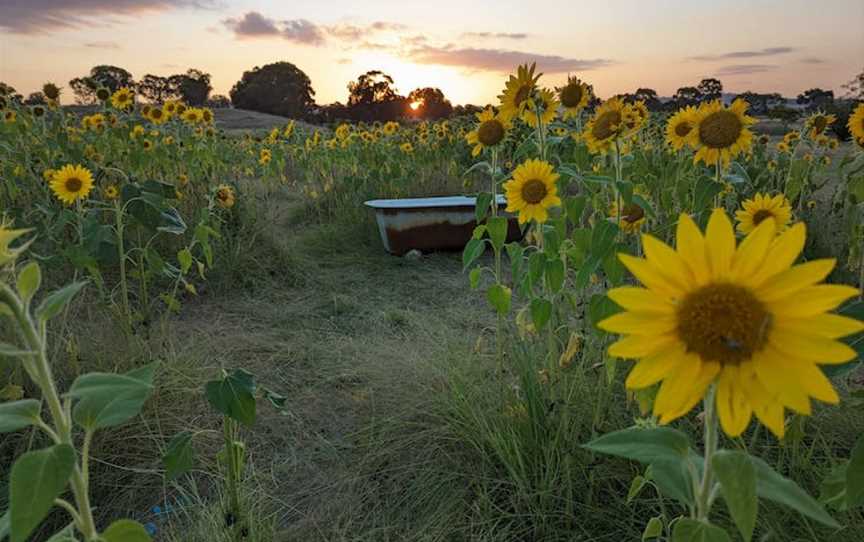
[[1, 0, 863, 106]]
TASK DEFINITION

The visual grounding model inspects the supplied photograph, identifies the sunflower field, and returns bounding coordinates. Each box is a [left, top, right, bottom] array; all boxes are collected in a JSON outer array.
[[1, 67, 864, 542]]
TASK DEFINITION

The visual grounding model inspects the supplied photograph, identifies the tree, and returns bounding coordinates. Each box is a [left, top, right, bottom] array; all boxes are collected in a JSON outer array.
[[673, 86, 702, 108], [345, 71, 406, 121], [69, 65, 134, 104], [137, 74, 176, 103], [841, 67, 864, 100], [406, 87, 453, 119], [170, 69, 212, 106], [697, 78, 723, 102], [737, 91, 784, 115], [230, 62, 315, 118], [206, 95, 232, 109], [24, 92, 46, 105], [632, 88, 661, 111], [796, 88, 834, 111], [0, 82, 22, 103], [453, 104, 483, 117]]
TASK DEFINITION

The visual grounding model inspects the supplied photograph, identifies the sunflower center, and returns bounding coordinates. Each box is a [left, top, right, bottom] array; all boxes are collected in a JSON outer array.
[[677, 283, 771, 365], [752, 209, 775, 225], [699, 110, 742, 149], [674, 121, 692, 137], [477, 119, 505, 146], [560, 84, 584, 108], [65, 177, 83, 193], [521, 179, 548, 204], [592, 111, 622, 141], [514, 85, 532, 108], [622, 203, 644, 223]]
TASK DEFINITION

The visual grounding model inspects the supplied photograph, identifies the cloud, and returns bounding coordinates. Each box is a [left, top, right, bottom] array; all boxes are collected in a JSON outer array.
[[462, 32, 529, 40], [690, 47, 795, 61], [326, 21, 407, 41], [800, 57, 826, 64], [715, 64, 777, 76], [0, 0, 211, 33], [223, 12, 325, 45], [407, 45, 612, 73], [84, 41, 121, 49]]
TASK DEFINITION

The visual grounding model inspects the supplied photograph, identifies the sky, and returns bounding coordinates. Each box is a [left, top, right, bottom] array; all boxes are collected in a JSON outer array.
[[1, 0, 862, 106]]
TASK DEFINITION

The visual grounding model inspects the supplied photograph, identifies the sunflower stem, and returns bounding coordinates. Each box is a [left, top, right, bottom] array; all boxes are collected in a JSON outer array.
[[696, 383, 719, 521]]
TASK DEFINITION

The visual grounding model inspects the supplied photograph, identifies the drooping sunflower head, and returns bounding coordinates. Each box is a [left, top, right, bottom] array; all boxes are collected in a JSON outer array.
[[503, 158, 562, 224], [804, 112, 836, 138], [665, 106, 697, 151], [735, 192, 792, 234], [111, 87, 134, 109], [95, 87, 111, 102], [498, 63, 541, 122], [215, 184, 236, 209], [50, 164, 94, 205], [583, 98, 630, 154], [691, 99, 754, 167], [599, 208, 863, 437], [42, 83, 60, 101], [465, 107, 510, 156], [848, 103, 864, 149], [559, 76, 591, 119]]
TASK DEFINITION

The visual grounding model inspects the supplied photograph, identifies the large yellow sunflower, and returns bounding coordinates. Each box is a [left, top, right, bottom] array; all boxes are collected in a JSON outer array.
[[559, 76, 591, 120], [110, 87, 134, 110], [848, 103, 864, 149], [465, 107, 510, 157], [691, 99, 754, 167], [804, 112, 836, 139], [503, 159, 561, 224], [583, 97, 630, 154], [522, 88, 559, 128], [665, 106, 697, 151], [50, 164, 94, 205], [498, 63, 541, 122], [735, 193, 792, 234], [599, 209, 862, 437]]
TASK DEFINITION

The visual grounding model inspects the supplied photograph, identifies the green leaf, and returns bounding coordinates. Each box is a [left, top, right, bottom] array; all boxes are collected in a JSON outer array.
[[0, 400, 41, 433], [35, 282, 87, 322], [642, 516, 663, 540], [528, 251, 546, 286], [650, 453, 701, 506], [846, 434, 864, 508], [544, 258, 566, 293], [102, 519, 151, 542], [0, 510, 9, 541], [627, 475, 647, 503], [565, 195, 587, 226], [177, 248, 193, 274], [475, 192, 493, 223], [584, 427, 691, 464], [205, 368, 257, 426], [672, 519, 731, 542], [530, 298, 553, 330], [693, 176, 723, 213], [486, 216, 508, 251], [472, 224, 487, 240], [712, 450, 757, 542], [589, 293, 622, 332], [163, 431, 195, 480], [752, 456, 840, 528], [16, 262, 41, 305], [67, 363, 157, 430], [590, 220, 618, 260], [45, 524, 76, 542], [819, 461, 849, 511], [462, 238, 486, 270], [486, 284, 511, 316], [10, 444, 76, 542], [574, 256, 601, 290], [469, 267, 482, 289]]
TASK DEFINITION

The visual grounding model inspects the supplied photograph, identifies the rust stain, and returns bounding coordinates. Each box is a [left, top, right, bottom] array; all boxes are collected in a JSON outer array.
[[384, 217, 522, 255]]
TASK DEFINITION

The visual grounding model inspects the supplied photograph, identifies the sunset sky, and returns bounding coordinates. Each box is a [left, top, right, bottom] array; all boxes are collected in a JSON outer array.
[[1, 0, 862, 106]]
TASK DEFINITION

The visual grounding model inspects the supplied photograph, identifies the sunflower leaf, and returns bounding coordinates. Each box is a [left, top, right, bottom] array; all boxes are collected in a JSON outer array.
[[752, 456, 840, 528]]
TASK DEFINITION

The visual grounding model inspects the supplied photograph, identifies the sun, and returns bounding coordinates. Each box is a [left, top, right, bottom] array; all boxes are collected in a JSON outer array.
[[409, 100, 423, 111]]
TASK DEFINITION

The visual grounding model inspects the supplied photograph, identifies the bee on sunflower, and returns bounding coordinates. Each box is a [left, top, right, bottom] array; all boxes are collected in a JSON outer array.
[[848, 102, 864, 149], [465, 107, 510, 157], [503, 159, 561, 224], [498, 63, 542, 123], [690, 99, 754, 167], [50, 164, 94, 205], [110, 87, 134, 110], [599, 209, 863, 437], [558, 76, 591, 120], [804, 112, 836, 139], [734, 192, 792, 234]]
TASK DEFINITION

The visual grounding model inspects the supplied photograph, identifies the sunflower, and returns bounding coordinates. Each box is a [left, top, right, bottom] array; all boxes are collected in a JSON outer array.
[[383, 121, 399, 136], [498, 63, 541, 122], [163, 101, 179, 117], [103, 184, 120, 200], [665, 106, 697, 151], [503, 158, 561, 224], [609, 199, 647, 234], [400, 142, 414, 154], [465, 107, 510, 157], [148, 106, 166, 125], [691, 99, 754, 167], [259, 149, 272, 165], [522, 88, 559, 128], [111, 87, 134, 110], [182, 108, 202, 123], [201, 108, 214, 124], [95, 87, 111, 102], [3, 110, 15, 124], [783, 130, 800, 144], [31, 105, 46, 118], [804, 112, 836, 139], [735, 193, 792, 234], [583, 97, 631, 154], [848, 103, 864, 148], [141, 139, 154, 151], [776, 141, 790, 153], [599, 209, 862, 437], [50, 164, 94, 205], [215, 184, 235, 209], [559, 76, 591, 120]]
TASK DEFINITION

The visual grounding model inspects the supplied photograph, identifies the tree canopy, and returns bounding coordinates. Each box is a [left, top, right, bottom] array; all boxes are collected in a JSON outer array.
[[230, 62, 316, 119]]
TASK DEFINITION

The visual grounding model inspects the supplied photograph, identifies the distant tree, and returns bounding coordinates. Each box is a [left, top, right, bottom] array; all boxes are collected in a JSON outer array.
[[24, 92, 46, 105], [170, 69, 212, 106], [737, 91, 784, 115], [345, 71, 406, 121], [0, 82, 22, 103], [796, 88, 834, 111], [206, 94, 232, 109], [453, 104, 484, 117], [697, 78, 723, 102], [673, 86, 702, 108], [406, 87, 453, 119], [230, 62, 315, 118], [137, 74, 176, 103], [69, 65, 135, 104], [767, 105, 800, 128], [632, 88, 661, 110], [841, 67, 864, 100]]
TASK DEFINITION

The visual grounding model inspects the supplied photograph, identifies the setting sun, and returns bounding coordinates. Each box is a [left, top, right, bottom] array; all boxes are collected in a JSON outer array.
[[409, 100, 423, 110]]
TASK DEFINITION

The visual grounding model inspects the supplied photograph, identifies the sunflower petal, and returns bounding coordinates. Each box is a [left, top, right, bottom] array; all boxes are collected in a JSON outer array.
[[607, 287, 675, 314], [755, 259, 836, 302], [731, 218, 775, 280], [618, 254, 684, 298], [769, 331, 857, 364], [716, 366, 753, 437], [642, 234, 694, 286], [786, 361, 840, 404], [767, 285, 859, 318], [748, 222, 805, 286], [608, 334, 676, 359], [625, 346, 689, 389], [598, 312, 677, 335], [775, 313, 864, 339], [676, 213, 711, 284], [753, 349, 812, 415], [705, 208, 736, 278]]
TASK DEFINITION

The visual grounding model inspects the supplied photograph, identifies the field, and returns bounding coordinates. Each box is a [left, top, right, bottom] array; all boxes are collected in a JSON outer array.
[[2, 70, 864, 542]]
